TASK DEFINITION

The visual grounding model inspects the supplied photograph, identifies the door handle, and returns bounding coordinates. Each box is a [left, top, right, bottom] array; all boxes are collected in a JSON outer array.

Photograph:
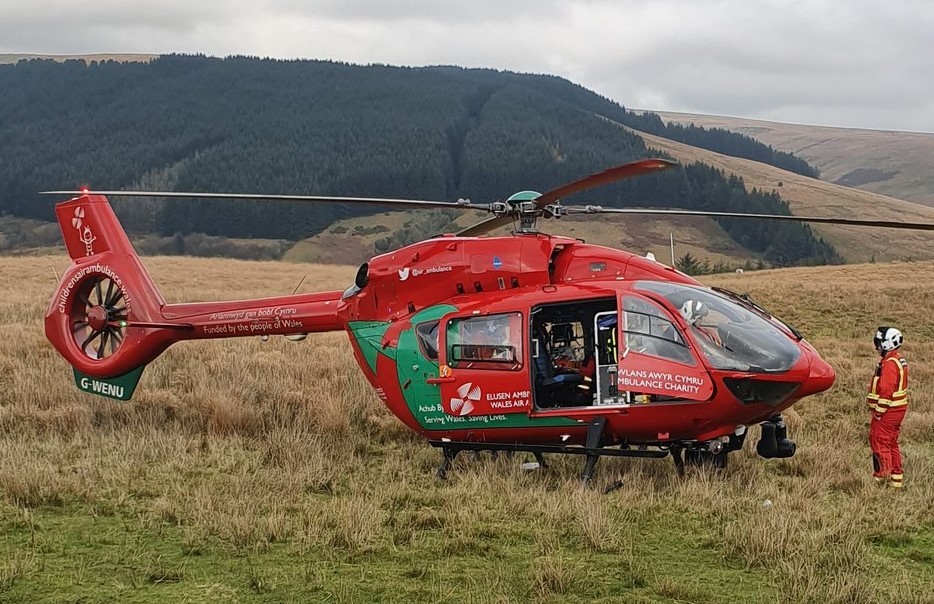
[[426, 376, 455, 384]]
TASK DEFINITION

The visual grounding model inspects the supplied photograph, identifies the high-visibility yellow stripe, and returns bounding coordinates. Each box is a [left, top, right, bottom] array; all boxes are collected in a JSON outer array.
[[867, 356, 908, 411], [870, 402, 906, 412], [885, 356, 908, 396], [877, 398, 907, 408]]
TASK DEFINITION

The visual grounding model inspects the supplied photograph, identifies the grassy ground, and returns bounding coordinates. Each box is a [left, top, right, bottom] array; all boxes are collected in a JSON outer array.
[[1, 255, 933, 603]]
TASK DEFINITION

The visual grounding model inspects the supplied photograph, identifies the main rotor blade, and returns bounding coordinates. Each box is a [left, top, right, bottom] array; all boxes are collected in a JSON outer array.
[[456, 215, 514, 238], [40, 190, 492, 212], [535, 158, 678, 207], [456, 158, 679, 237], [564, 207, 934, 231]]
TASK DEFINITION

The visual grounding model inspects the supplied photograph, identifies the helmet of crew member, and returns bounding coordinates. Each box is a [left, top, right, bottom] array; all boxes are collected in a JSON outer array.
[[679, 300, 708, 325], [873, 326, 903, 352]]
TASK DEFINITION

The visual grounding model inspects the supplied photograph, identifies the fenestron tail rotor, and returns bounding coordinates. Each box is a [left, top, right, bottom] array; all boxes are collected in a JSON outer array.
[[69, 275, 129, 360]]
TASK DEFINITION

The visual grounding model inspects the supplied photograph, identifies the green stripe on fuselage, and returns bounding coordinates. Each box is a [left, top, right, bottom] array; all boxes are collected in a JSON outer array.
[[397, 305, 578, 430], [348, 320, 392, 373], [396, 305, 455, 429]]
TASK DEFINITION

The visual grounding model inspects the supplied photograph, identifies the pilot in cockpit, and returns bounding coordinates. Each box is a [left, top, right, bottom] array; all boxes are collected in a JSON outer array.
[[679, 299, 723, 347]]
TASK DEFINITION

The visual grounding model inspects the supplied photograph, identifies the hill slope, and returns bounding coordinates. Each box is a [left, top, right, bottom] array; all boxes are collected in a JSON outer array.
[[283, 207, 759, 269], [0, 55, 838, 267], [650, 111, 934, 206], [3, 55, 932, 266], [295, 119, 934, 266], [625, 124, 934, 263]]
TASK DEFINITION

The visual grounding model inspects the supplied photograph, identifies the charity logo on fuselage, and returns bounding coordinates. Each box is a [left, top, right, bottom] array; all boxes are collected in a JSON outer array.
[[449, 382, 481, 416], [72, 206, 85, 229], [73, 206, 96, 256]]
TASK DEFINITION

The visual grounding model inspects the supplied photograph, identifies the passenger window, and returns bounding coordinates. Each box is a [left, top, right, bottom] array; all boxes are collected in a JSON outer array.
[[446, 313, 523, 370]]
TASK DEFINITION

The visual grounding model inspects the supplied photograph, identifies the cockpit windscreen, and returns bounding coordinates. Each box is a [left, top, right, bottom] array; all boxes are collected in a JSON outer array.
[[635, 282, 801, 372]]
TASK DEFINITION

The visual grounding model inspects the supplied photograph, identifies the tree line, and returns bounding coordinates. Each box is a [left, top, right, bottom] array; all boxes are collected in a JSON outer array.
[[0, 55, 834, 266]]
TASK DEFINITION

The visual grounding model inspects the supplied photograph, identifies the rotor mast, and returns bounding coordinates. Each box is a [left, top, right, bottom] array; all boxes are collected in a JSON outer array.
[[496, 192, 569, 235]]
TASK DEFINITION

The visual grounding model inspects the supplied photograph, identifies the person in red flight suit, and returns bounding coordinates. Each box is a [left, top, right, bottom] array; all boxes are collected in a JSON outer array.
[[866, 326, 909, 488]]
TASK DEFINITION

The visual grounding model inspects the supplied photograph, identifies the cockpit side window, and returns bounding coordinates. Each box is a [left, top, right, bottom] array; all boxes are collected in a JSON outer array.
[[416, 320, 440, 360], [622, 296, 696, 366]]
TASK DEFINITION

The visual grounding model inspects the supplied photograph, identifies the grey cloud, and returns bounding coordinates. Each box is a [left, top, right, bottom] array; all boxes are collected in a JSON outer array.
[[1, 0, 932, 132]]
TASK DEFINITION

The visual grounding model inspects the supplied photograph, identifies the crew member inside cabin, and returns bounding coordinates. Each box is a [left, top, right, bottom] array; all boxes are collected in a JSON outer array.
[[459, 314, 519, 364], [486, 317, 513, 360], [866, 326, 909, 489]]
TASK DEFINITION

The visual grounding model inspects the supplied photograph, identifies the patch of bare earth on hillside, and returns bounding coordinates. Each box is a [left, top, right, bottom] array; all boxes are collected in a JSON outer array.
[[834, 168, 899, 188]]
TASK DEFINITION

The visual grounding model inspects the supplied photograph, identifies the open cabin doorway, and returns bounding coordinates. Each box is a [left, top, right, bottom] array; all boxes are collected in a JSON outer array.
[[529, 297, 616, 409]]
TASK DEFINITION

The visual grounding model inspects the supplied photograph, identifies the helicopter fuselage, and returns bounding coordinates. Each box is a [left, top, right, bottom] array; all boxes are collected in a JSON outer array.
[[339, 233, 834, 450], [45, 193, 833, 472]]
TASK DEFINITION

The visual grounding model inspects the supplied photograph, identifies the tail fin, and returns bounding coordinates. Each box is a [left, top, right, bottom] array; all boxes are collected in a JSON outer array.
[[56, 193, 138, 261], [46, 194, 172, 379], [45, 194, 345, 392]]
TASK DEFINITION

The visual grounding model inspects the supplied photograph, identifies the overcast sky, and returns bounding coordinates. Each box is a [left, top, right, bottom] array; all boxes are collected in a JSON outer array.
[[3, 0, 932, 133]]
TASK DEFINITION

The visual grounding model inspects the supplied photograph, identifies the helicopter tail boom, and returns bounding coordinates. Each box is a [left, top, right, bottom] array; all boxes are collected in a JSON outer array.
[[45, 194, 344, 384]]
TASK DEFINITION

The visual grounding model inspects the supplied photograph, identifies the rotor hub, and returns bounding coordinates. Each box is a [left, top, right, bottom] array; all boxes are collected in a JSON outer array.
[[67, 275, 129, 360], [86, 305, 109, 331]]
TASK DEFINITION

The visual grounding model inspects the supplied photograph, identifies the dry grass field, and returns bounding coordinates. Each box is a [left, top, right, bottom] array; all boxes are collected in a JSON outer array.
[[1, 254, 933, 603]]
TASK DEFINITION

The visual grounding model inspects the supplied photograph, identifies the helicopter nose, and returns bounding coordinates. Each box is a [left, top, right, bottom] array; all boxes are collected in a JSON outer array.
[[797, 347, 835, 397]]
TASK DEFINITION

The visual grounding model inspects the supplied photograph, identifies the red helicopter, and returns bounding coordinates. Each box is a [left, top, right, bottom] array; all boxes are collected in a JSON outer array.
[[43, 158, 934, 483]]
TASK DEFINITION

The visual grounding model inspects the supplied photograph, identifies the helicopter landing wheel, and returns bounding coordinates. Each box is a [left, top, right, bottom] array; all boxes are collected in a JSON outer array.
[[533, 451, 547, 469], [670, 445, 685, 477], [436, 448, 459, 480], [603, 479, 625, 494], [68, 275, 129, 360], [685, 449, 729, 470]]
